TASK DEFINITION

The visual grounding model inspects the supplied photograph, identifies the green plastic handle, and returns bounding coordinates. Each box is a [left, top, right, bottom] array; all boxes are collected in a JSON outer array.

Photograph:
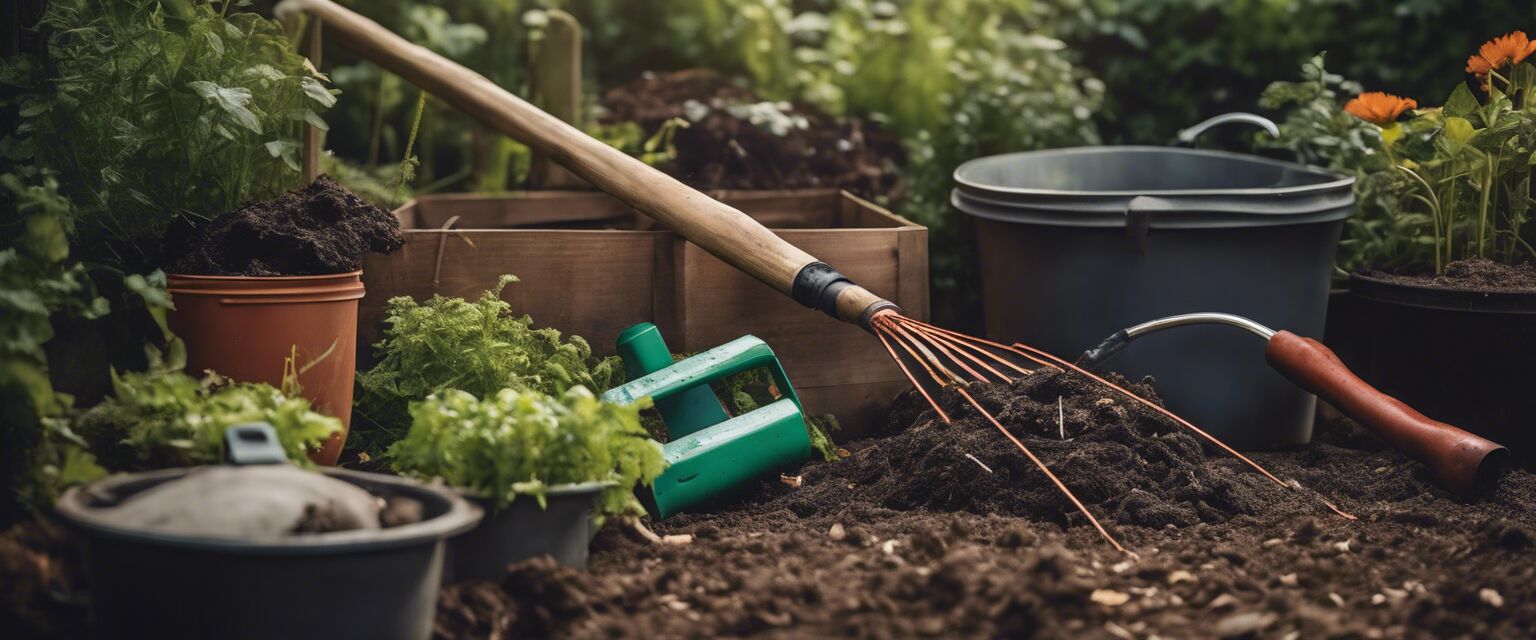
[[603, 335, 803, 415]]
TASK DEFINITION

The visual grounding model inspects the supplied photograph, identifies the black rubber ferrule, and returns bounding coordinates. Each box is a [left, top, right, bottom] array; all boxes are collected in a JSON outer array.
[[1076, 329, 1130, 370], [791, 261, 852, 318]]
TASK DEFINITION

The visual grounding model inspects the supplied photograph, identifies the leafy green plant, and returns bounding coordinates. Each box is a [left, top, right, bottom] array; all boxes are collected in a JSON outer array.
[[1373, 58, 1536, 271], [353, 275, 624, 455], [0, 174, 109, 515], [1283, 33, 1536, 274], [75, 367, 342, 471], [388, 386, 666, 517], [0, 0, 336, 272], [1260, 54, 1417, 277]]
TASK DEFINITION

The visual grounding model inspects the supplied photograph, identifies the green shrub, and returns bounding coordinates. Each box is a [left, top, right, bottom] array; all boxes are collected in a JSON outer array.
[[1, 0, 335, 272], [353, 275, 624, 456], [75, 368, 342, 471], [389, 387, 666, 517]]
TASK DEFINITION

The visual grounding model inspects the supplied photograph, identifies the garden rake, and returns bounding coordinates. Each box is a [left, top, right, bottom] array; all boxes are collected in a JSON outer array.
[[277, 0, 1354, 552]]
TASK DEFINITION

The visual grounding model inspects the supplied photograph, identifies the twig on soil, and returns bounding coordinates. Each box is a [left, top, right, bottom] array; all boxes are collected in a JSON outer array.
[[964, 453, 994, 474], [626, 517, 693, 546], [1057, 396, 1065, 440]]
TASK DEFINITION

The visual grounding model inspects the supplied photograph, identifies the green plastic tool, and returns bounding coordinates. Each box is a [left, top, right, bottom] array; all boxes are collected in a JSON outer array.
[[605, 323, 812, 519]]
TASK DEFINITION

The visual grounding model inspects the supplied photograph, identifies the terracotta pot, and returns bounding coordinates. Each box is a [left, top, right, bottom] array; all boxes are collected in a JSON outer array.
[[167, 272, 365, 465]]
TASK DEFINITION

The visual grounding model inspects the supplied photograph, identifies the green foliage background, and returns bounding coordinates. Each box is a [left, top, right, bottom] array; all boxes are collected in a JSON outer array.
[[323, 0, 1536, 327]]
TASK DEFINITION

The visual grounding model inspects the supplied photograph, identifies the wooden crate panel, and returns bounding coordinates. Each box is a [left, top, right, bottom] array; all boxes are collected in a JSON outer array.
[[359, 230, 667, 363], [363, 189, 927, 435]]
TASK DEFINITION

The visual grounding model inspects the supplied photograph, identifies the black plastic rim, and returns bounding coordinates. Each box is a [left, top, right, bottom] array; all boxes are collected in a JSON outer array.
[[1349, 272, 1536, 315], [54, 467, 483, 555]]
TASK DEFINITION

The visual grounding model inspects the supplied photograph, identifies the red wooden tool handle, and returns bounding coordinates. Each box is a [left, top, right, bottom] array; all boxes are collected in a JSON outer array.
[[1265, 330, 1506, 495]]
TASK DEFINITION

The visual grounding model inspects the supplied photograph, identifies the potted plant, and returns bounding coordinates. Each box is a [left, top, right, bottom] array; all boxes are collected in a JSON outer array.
[[1317, 32, 1536, 464], [1, 0, 391, 467], [387, 386, 666, 580]]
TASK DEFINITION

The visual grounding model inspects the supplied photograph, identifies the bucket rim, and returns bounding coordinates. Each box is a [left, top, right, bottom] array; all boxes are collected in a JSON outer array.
[[53, 466, 483, 555], [953, 146, 1355, 198]]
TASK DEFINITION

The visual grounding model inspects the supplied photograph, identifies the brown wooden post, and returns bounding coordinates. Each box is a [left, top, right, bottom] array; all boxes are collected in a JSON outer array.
[[526, 10, 585, 189], [302, 17, 324, 184]]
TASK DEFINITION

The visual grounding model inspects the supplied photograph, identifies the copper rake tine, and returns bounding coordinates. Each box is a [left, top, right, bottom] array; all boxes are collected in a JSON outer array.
[[871, 314, 1128, 552], [871, 310, 1356, 554]]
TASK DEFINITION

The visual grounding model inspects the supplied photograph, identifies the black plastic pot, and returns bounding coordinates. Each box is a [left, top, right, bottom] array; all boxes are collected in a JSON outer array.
[[954, 147, 1354, 449], [1346, 272, 1536, 466], [447, 481, 612, 582], [54, 466, 481, 640]]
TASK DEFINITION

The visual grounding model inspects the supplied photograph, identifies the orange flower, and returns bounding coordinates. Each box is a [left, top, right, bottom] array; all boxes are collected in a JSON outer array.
[[1344, 92, 1418, 126], [1466, 31, 1536, 78]]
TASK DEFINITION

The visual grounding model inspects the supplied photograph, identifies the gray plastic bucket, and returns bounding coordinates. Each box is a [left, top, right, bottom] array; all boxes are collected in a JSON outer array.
[[54, 466, 482, 640], [953, 146, 1354, 449]]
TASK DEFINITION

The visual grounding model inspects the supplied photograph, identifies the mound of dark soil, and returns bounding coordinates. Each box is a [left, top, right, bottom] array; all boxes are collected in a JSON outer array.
[[435, 371, 1536, 639], [762, 371, 1313, 530], [601, 69, 903, 198], [165, 175, 403, 276], [1365, 258, 1536, 293]]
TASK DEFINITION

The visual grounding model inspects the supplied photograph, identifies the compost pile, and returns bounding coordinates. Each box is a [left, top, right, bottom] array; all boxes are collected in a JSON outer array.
[[1365, 258, 1536, 293], [434, 370, 1536, 639], [600, 69, 903, 199], [164, 175, 404, 276]]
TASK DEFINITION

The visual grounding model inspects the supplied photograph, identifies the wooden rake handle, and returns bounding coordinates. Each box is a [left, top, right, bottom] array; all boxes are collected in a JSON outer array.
[[274, 0, 898, 328]]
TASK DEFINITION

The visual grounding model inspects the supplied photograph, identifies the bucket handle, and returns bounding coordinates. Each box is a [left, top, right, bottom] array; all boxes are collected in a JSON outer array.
[[1122, 196, 1180, 251]]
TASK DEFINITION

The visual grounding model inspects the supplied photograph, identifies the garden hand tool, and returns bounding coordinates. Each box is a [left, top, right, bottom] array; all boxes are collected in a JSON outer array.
[[279, 0, 1355, 552], [603, 324, 811, 519], [1077, 313, 1509, 495]]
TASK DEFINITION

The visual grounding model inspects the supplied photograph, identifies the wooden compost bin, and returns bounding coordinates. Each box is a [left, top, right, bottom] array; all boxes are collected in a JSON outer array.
[[359, 188, 928, 437]]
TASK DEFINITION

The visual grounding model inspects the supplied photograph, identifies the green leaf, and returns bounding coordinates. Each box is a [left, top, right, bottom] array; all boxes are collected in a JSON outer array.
[[1444, 84, 1481, 120], [1441, 116, 1480, 154], [300, 76, 337, 108], [188, 80, 261, 134]]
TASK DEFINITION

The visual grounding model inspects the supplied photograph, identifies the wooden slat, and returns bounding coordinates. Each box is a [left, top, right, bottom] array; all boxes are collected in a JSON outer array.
[[678, 229, 904, 389], [365, 189, 928, 434], [358, 230, 665, 366]]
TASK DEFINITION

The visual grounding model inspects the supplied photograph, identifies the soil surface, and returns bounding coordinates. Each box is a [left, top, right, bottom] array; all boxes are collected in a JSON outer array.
[[600, 69, 903, 199], [7, 370, 1534, 638], [434, 371, 1536, 639], [1364, 258, 1536, 293], [164, 175, 403, 276]]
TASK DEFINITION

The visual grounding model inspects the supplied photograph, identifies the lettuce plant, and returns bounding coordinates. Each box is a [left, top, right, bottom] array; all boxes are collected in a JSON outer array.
[[388, 387, 666, 517]]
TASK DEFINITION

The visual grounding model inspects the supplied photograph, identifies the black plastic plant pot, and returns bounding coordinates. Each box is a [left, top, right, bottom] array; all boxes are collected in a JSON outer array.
[[1346, 272, 1536, 467], [954, 147, 1355, 449], [447, 481, 613, 582], [53, 467, 481, 640]]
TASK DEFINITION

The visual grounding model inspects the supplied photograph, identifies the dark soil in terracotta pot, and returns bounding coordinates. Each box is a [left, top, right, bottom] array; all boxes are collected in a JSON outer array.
[[434, 371, 1536, 639], [163, 175, 403, 276], [600, 69, 903, 199]]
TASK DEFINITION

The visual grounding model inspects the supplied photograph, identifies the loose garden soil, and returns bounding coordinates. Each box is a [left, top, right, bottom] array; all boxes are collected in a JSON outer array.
[[164, 175, 403, 277], [435, 371, 1536, 639], [1364, 258, 1536, 293], [7, 370, 1534, 638], [600, 69, 903, 199]]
